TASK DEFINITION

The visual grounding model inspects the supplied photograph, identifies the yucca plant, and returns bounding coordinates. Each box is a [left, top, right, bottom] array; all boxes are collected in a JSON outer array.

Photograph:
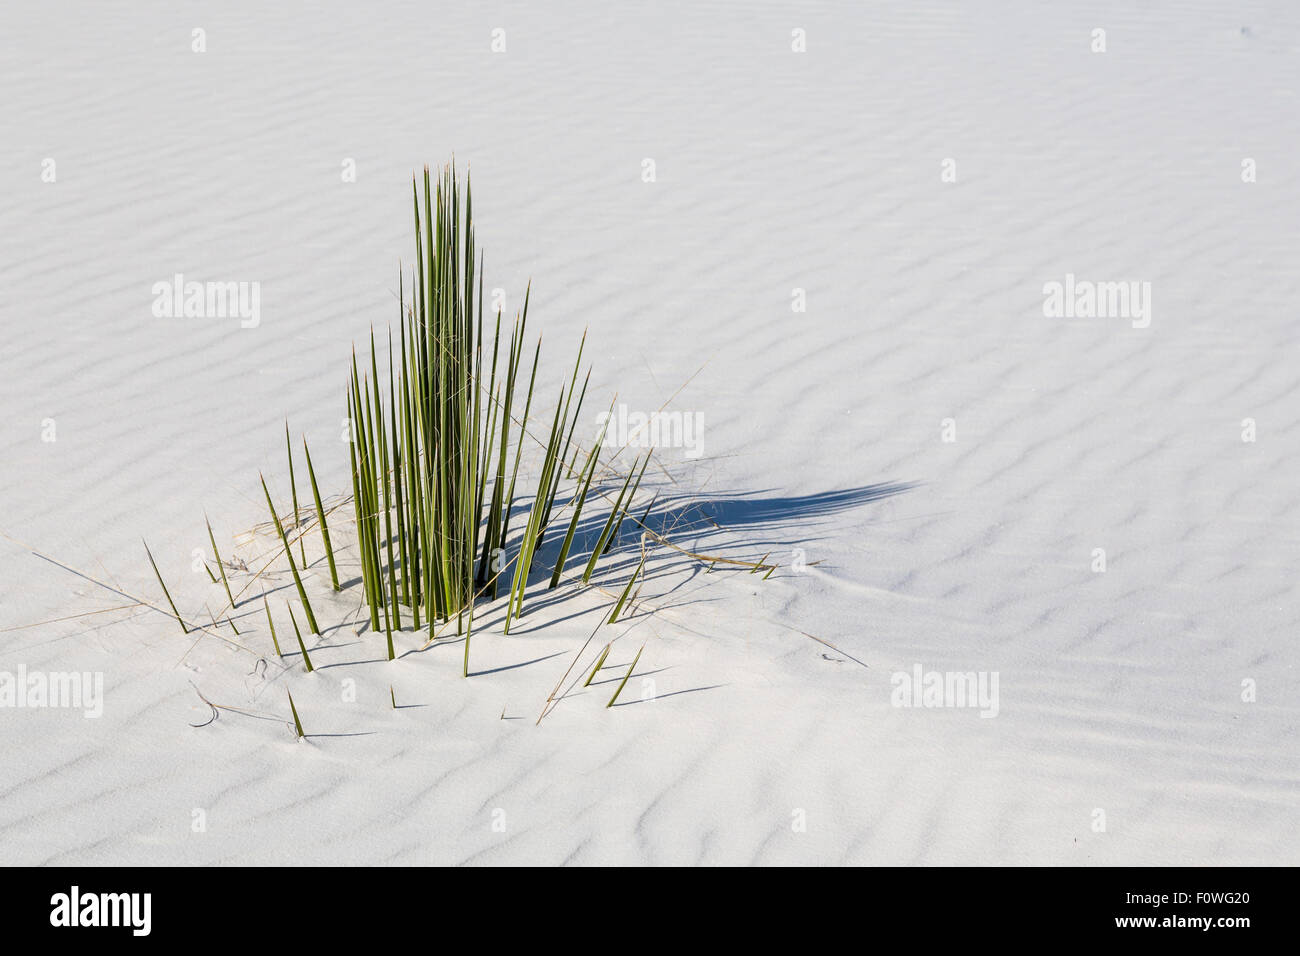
[[346, 164, 600, 641], [145, 162, 697, 709]]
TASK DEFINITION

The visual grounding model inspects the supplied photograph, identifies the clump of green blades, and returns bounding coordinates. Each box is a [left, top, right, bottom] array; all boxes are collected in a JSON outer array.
[[346, 163, 633, 646], [148, 163, 660, 676]]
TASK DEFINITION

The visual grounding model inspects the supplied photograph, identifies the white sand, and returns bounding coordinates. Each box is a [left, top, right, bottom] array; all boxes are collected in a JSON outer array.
[[1, 1, 1297, 865]]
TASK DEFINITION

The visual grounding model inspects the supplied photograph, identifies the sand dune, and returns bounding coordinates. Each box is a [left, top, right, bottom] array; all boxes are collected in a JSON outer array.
[[1, 1, 1297, 865]]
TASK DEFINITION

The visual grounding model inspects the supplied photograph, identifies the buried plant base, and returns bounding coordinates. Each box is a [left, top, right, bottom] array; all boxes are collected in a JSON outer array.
[[144, 162, 778, 732]]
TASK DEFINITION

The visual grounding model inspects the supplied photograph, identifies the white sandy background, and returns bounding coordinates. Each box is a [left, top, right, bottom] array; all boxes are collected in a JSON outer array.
[[1, 1, 1297, 865]]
